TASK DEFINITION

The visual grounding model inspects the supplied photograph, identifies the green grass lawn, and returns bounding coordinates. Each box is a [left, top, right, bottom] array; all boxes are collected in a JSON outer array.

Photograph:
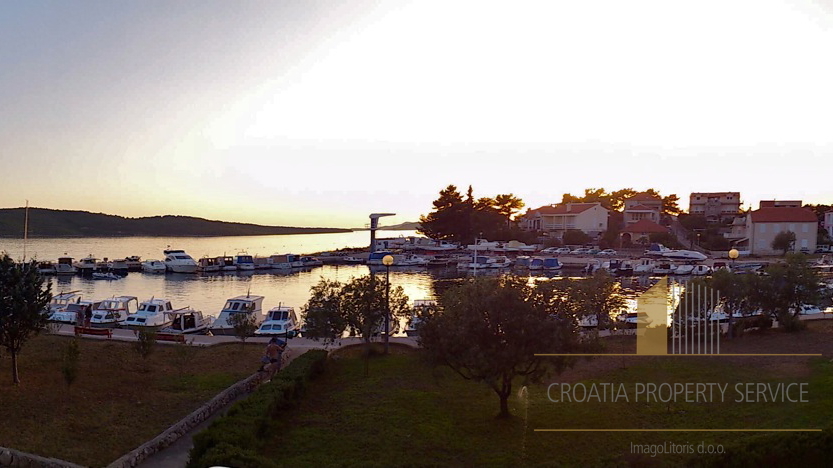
[[262, 325, 833, 468], [0, 334, 263, 467]]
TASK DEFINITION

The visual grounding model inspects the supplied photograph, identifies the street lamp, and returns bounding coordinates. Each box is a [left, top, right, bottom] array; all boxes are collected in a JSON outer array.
[[728, 248, 739, 271], [382, 254, 394, 354]]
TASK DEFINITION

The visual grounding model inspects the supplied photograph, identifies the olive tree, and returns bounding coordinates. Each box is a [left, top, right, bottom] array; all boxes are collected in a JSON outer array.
[[418, 276, 586, 418], [0, 255, 52, 384], [771, 231, 796, 256]]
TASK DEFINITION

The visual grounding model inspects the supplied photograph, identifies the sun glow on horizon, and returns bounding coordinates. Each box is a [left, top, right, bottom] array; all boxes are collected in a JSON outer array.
[[1, 0, 832, 226]]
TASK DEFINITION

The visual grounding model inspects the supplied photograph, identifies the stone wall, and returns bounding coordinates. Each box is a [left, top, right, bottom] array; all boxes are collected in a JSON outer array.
[[0, 447, 85, 468], [106, 371, 268, 468]]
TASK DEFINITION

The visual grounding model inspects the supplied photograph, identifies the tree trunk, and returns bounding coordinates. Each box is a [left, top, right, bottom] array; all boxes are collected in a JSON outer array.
[[498, 393, 510, 418], [11, 350, 20, 385]]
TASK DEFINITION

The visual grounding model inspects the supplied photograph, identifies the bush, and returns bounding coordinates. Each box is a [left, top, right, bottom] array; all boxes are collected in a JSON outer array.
[[188, 349, 328, 468], [731, 315, 773, 336]]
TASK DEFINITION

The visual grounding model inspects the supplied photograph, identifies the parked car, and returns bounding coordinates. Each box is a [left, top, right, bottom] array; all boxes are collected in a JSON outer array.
[[541, 247, 561, 254], [571, 248, 590, 255], [555, 247, 572, 254], [598, 249, 618, 256], [816, 245, 832, 253], [587, 248, 601, 255]]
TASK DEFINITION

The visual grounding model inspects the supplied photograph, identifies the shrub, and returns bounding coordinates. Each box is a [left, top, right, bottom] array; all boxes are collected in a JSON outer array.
[[188, 349, 328, 468]]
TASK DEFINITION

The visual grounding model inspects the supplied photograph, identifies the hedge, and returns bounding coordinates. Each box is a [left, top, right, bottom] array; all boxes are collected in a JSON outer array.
[[187, 349, 329, 468]]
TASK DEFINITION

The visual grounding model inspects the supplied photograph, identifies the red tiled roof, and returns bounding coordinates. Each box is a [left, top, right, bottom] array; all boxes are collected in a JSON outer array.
[[622, 219, 668, 233], [533, 203, 600, 215], [750, 207, 817, 223], [629, 192, 661, 201]]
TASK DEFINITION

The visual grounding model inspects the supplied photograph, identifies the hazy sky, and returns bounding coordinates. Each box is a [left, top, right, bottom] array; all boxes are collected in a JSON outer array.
[[2, 0, 833, 228]]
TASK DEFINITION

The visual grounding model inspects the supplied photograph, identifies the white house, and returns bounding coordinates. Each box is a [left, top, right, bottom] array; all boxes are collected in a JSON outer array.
[[520, 202, 609, 238], [824, 211, 833, 240], [744, 207, 818, 255], [624, 193, 662, 225], [689, 192, 741, 222]]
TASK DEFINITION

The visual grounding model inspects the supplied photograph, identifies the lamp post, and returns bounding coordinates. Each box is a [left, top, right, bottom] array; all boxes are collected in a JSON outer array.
[[728, 248, 739, 271], [382, 254, 394, 354]]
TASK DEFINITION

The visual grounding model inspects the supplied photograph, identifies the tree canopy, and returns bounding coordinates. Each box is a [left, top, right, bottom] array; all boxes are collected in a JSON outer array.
[[0, 255, 52, 384], [418, 185, 529, 245], [302, 275, 411, 345], [771, 231, 797, 255], [418, 276, 595, 417]]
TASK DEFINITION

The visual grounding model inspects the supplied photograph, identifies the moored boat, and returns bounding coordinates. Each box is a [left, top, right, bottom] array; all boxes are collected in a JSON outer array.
[[89, 296, 139, 328], [254, 305, 300, 337], [198, 256, 221, 273], [124, 298, 177, 330], [142, 259, 166, 273], [209, 294, 266, 336], [160, 308, 214, 334], [163, 249, 198, 273], [233, 252, 255, 271], [55, 255, 77, 275]]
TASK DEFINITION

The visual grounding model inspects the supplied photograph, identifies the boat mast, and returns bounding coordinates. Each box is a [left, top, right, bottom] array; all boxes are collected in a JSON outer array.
[[23, 200, 29, 261]]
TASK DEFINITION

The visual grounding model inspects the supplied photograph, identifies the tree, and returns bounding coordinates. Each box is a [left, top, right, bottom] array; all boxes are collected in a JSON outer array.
[[0, 255, 52, 384], [662, 194, 681, 216], [772, 231, 796, 255], [752, 254, 827, 331], [228, 311, 258, 344], [61, 338, 80, 389], [418, 185, 465, 243], [710, 270, 759, 338], [302, 276, 411, 346], [493, 193, 525, 222], [562, 229, 591, 246], [418, 276, 584, 418], [609, 188, 637, 211]]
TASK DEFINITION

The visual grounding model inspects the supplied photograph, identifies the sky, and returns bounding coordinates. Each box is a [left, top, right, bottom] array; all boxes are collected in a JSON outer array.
[[2, 0, 833, 228]]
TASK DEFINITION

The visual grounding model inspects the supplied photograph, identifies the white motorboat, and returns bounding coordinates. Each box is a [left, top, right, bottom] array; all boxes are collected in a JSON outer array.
[[74, 255, 98, 274], [529, 257, 544, 271], [612, 260, 634, 277], [691, 265, 712, 276], [645, 243, 708, 261], [651, 262, 676, 275], [398, 254, 430, 267], [542, 257, 562, 271], [209, 294, 266, 336], [514, 256, 532, 268], [253, 256, 272, 270], [488, 256, 513, 268], [218, 255, 238, 271], [198, 256, 221, 273], [634, 258, 656, 275], [466, 239, 501, 251], [255, 305, 300, 337], [457, 255, 494, 270], [37, 261, 56, 275], [163, 249, 198, 273], [233, 252, 255, 271], [47, 290, 82, 317], [367, 251, 396, 266], [417, 240, 458, 251], [674, 264, 694, 275], [89, 296, 139, 328], [299, 256, 323, 267], [267, 254, 295, 269], [142, 259, 167, 273], [107, 258, 129, 275], [55, 255, 77, 275], [51, 300, 101, 324], [125, 256, 143, 271], [124, 298, 177, 329], [584, 259, 602, 275], [160, 308, 214, 334]]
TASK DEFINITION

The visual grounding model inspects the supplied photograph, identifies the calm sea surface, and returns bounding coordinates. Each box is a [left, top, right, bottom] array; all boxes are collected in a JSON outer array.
[[0, 230, 660, 331], [0, 231, 436, 325]]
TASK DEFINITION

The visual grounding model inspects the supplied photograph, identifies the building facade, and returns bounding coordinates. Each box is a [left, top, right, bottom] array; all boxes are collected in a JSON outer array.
[[623, 193, 662, 225], [520, 202, 609, 238], [745, 207, 818, 255], [688, 192, 741, 222], [825, 211, 833, 240]]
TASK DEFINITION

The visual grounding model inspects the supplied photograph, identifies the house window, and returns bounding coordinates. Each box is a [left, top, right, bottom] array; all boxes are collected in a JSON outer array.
[[801, 239, 808, 248], [789, 223, 795, 231], [759, 224, 766, 233], [802, 224, 809, 233], [772, 224, 779, 232]]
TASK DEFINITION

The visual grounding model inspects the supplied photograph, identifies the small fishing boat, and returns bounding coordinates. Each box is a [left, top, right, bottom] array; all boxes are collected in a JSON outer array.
[[89, 296, 139, 328], [124, 298, 177, 330], [218, 256, 238, 271], [55, 255, 77, 275], [209, 294, 266, 336], [160, 308, 214, 334], [37, 261, 56, 275], [92, 272, 121, 280], [255, 305, 300, 337], [198, 256, 221, 273], [233, 252, 256, 271]]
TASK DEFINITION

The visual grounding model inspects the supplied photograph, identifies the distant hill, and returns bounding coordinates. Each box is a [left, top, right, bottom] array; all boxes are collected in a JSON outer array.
[[0, 208, 352, 237]]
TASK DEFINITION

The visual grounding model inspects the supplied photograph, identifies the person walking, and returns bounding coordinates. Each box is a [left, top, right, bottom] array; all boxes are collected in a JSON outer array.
[[263, 337, 287, 375], [84, 304, 92, 327]]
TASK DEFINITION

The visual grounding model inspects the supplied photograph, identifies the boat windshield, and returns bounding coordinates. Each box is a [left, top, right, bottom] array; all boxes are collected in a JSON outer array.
[[139, 304, 157, 312], [270, 311, 289, 321], [174, 255, 192, 260]]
